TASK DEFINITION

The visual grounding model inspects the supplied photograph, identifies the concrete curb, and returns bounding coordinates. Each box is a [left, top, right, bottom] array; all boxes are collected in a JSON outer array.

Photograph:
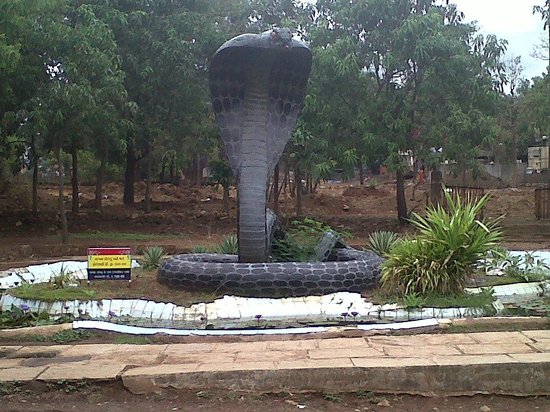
[[121, 362, 550, 397], [1, 330, 549, 396]]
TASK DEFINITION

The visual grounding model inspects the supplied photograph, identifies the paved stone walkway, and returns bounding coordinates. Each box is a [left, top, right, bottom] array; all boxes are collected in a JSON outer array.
[[1, 330, 549, 396]]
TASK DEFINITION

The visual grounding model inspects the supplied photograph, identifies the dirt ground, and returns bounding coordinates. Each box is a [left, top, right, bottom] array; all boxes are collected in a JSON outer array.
[[1, 177, 549, 266], [1, 381, 550, 412]]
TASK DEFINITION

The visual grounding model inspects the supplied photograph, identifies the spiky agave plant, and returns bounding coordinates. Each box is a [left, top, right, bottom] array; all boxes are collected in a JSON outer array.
[[381, 191, 502, 296], [141, 246, 166, 270], [217, 234, 239, 255], [366, 231, 401, 256]]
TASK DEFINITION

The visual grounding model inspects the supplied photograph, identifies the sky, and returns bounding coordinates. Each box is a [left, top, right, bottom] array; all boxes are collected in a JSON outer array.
[[301, 0, 549, 80], [453, 0, 548, 80]]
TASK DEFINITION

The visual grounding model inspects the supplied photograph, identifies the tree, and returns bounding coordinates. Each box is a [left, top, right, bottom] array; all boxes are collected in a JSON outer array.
[[0, 1, 63, 182], [534, 0, 550, 70], [24, 2, 127, 242], [89, 0, 223, 210]]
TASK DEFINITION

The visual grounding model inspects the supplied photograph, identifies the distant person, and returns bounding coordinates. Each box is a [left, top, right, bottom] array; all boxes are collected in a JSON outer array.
[[411, 164, 425, 201], [418, 164, 425, 184]]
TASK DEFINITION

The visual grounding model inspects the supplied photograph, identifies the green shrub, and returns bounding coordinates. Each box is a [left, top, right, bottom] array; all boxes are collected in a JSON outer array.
[[366, 230, 401, 256], [271, 218, 346, 262], [271, 236, 310, 262], [0, 305, 50, 328], [0, 304, 74, 328], [381, 191, 502, 296], [217, 234, 239, 255], [140, 246, 166, 270], [50, 264, 75, 289], [51, 329, 91, 343]]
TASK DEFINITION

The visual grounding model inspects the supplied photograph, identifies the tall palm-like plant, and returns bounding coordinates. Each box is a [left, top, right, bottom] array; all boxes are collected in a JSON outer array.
[[381, 191, 502, 296]]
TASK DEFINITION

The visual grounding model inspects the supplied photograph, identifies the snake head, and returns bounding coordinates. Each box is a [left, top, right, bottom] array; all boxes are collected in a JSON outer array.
[[270, 27, 292, 49]]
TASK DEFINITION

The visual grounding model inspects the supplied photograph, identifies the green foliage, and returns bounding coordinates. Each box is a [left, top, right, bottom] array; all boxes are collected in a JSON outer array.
[[192, 245, 208, 253], [381, 192, 502, 296], [0, 304, 75, 329], [208, 159, 233, 188], [76, 150, 124, 184], [47, 380, 90, 393], [270, 218, 341, 262], [217, 234, 239, 255], [49, 264, 75, 289], [491, 251, 550, 282], [10, 284, 97, 302], [0, 382, 22, 396], [140, 246, 166, 270], [0, 304, 50, 328], [376, 289, 495, 309], [111, 335, 151, 344], [271, 235, 311, 263], [366, 231, 401, 256], [51, 329, 91, 343], [322, 393, 342, 402], [401, 293, 427, 309]]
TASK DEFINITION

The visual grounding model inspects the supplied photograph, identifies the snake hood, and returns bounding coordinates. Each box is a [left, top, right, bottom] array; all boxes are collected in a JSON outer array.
[[208, 28, 312, 176]]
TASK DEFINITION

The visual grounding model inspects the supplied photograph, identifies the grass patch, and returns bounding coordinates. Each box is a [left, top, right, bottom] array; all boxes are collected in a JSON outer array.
[[473, 273, 549, 287], [419, 291, 495, 308], [111, 335, 151, 344], [9, 268, 220, 307], [371, 289, 495, 309], [67, 232, 177, 241], [10, 284, 97, 302], [477, 275, 524, 287]]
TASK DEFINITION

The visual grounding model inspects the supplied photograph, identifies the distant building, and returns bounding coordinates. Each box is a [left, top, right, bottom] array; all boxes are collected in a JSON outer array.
[[527, 146, 549, 172]]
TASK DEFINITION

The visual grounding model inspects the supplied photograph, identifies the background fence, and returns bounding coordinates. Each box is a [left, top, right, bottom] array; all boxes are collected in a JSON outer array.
[[535, 187, 550, 220]]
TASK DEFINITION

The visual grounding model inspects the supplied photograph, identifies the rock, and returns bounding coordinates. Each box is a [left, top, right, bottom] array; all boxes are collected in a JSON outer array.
[[342, 204, 350, 211], [131, 213, 139, 219], [15, 221, 22, 227], [480, 406, 491, 412], [377, 399, 390, 407]]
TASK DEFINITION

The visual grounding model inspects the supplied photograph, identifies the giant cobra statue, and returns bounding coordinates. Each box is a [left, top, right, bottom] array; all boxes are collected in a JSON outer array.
[[158, 28, 383, 297]]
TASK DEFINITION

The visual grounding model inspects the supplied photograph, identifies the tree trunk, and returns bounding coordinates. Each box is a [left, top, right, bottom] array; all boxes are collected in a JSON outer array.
[[273, 162, 279, 215], [169, 155, 176, 183], [95, 157, 106, 210], [31, 134, 38, 216], [195, 153, 201, 186], [55, 146, 68, 244], [223, 184, 230, 215], [237, 67, 270, 263], [510, 101, 518, 188], [160, 157, 166, 184], [295, 164, 302, 217], [144, 147, 152, 213], [430, 168, 443, 207], [123, 139, 136, 205], [71, 146, 79, 214], [359, 163, 365, 185], [396, 169, 408, 224]]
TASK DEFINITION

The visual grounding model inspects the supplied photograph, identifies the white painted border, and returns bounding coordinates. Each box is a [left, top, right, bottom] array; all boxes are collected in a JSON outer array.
[[72, 318, 440, 336]]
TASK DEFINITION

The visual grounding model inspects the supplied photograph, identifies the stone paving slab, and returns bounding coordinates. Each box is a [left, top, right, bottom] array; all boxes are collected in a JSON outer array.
[[38, 361, 128, 381], [0, 330, 548, 396]]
